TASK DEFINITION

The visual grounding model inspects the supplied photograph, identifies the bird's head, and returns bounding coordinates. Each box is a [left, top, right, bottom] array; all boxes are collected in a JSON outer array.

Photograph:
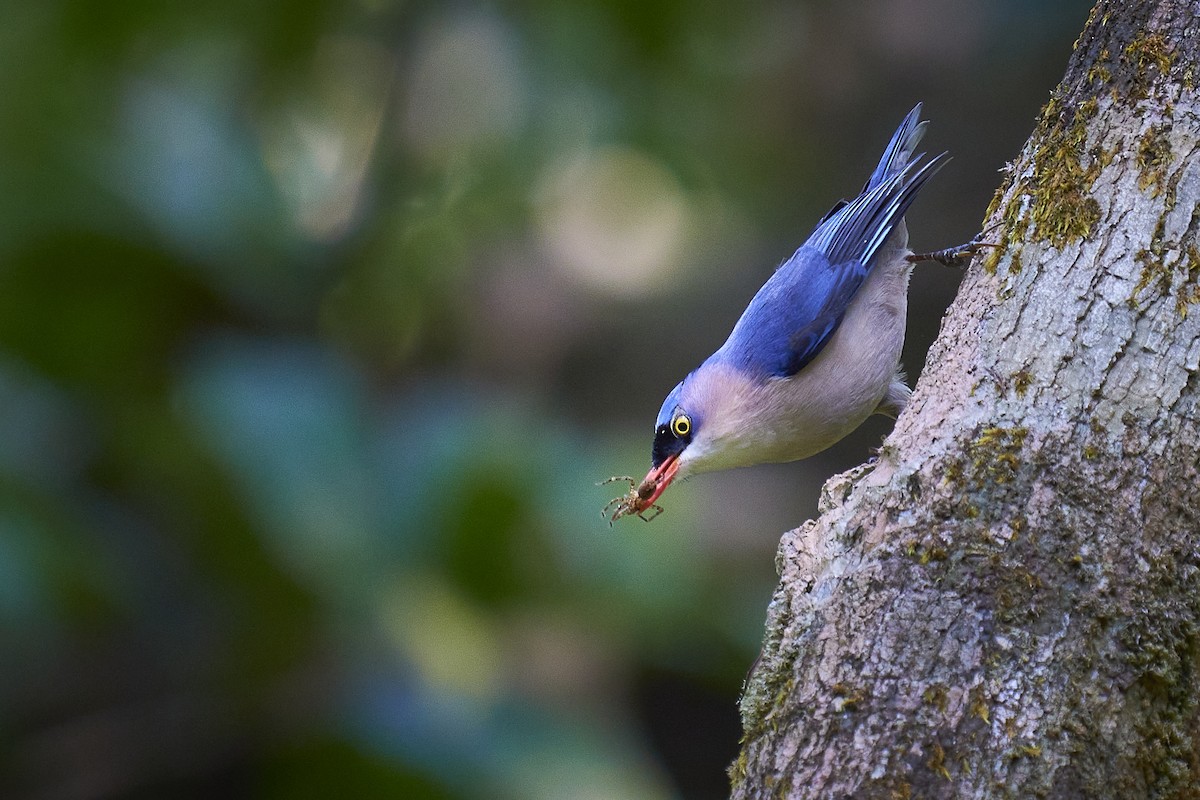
[[608, 362, 759, 521], [640, 365, 755, 510], [639, 380, 697, 509]]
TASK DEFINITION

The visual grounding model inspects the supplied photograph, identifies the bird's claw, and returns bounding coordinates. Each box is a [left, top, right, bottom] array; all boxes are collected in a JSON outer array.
[[908, 222, 1003, 268]]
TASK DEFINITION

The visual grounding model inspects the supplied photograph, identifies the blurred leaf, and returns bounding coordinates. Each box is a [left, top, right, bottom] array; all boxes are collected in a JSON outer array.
[[0, 233, 215, 399], [259, 735, 459, 800]]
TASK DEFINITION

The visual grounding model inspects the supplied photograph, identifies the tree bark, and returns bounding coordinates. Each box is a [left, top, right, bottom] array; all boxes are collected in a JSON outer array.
[[731, 2, 1200, 798]]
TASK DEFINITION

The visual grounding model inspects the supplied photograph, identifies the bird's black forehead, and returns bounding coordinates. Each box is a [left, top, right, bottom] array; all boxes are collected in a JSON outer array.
[[651, 422, 688, 468]]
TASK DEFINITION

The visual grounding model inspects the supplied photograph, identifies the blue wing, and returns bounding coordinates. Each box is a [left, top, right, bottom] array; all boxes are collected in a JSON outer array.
[[714, 107, 946, 378]]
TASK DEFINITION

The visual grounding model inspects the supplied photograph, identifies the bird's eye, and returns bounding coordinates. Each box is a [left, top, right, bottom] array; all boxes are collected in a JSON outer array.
[[671, 414, 691, 438]]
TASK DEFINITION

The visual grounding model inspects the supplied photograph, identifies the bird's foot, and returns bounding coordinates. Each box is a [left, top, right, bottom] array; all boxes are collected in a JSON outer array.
[[907, 223, 1002, 268]]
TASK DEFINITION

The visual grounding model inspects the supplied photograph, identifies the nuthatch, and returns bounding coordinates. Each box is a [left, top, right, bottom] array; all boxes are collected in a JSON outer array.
[[609, 104, 982, 522]]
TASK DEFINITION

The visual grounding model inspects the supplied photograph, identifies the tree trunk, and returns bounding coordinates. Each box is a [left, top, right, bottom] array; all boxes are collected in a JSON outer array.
[[731, 2, 1200, 797]]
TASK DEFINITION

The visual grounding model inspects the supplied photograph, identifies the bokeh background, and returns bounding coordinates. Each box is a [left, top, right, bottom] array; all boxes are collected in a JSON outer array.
[[0, 1, 1092, 798]]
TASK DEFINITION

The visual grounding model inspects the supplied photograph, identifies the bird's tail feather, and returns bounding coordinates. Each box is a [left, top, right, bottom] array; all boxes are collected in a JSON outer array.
[[809, 149, 948, 267], [864, 103, 927, 191]]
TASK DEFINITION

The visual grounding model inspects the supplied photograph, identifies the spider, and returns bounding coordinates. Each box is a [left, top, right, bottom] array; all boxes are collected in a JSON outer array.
[[599, 475, 664, 524]]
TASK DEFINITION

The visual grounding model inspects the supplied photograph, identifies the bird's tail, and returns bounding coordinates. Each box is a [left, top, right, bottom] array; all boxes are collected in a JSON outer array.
[[808, 142, 947, 268], [863, 103, 928, 191]]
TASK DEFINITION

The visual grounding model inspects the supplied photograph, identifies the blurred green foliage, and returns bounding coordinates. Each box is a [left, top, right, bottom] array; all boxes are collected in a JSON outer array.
[[0, 0, 1090, 797]]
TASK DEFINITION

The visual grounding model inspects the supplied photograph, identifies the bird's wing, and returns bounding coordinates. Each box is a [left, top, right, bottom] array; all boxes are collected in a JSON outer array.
[[718, 151, 947, 378]]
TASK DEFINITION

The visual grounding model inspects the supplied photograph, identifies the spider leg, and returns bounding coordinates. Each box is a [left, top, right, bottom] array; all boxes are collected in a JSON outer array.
[[637, 504, 664, 522], [599, 476, 637, 488]]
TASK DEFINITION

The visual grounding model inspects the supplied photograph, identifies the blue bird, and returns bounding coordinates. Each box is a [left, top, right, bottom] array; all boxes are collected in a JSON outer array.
[[608, 105, 980, 522]]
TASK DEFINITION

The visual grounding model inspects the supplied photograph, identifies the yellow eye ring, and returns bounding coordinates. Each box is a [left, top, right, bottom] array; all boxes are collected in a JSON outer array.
[[671, 414, 691, 438]]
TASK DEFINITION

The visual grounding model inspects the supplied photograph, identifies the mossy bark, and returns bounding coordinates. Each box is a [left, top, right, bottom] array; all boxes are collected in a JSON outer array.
[[732, 1, 1200, 797]]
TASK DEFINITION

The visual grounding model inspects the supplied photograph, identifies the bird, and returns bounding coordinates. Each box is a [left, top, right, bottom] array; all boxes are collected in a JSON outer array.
[[606, 104, 982, 523]]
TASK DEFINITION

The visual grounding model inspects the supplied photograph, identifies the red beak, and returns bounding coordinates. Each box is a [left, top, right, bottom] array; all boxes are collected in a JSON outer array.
[[637, 452, 681, 511]]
